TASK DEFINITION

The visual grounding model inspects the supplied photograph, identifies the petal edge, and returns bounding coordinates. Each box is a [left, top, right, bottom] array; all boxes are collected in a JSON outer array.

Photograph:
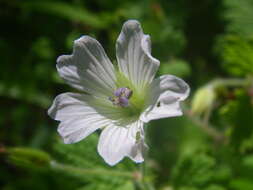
[[141, 75, 190, 122]]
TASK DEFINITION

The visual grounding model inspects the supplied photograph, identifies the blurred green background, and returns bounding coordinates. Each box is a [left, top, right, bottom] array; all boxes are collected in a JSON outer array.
[[1, 0, 253, 189]]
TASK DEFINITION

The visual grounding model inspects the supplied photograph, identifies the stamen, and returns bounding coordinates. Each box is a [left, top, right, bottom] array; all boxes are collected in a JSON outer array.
[[109, 87, 133, 107]]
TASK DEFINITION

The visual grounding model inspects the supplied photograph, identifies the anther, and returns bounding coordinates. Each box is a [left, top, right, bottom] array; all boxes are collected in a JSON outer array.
[[109, 87, 133, 107]]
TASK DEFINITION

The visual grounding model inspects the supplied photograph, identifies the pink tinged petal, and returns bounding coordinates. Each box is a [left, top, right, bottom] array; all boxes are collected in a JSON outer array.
[[56, 36, 116, 97], [48, 93, 110, 144], [97, 120, 146, 166], [116, 20, 160, 89], [141, 75, 190, 123]]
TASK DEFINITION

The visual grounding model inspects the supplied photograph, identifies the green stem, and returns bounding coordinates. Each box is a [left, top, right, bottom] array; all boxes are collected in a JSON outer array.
[[203, 99, 213, 126], [187, 77, 249, 142], [211, 78, 248, 88], [183, 106, 224, 142], [139, 163, 146, 189], [137, 124, 155, 190], [50, 161, 133, 178]]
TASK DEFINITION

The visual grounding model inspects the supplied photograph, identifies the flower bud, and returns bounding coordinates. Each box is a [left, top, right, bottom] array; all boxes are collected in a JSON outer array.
[[191, 86, 216, 114]]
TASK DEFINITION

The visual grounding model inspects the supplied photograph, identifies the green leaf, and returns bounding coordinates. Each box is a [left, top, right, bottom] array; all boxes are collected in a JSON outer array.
[[229, 93, 253, 149], [230, 178, 253, 190], [21, 2, 108, 29], [242, 155, 253, 169], [172, 153, 216, 188], [52, 134, 137, 188], [224, 0, 253, 36], [215, 35, 253, 76], [159, 59, 191, 78], [205, 184, 226, 190], [7, 147, 51, 169]]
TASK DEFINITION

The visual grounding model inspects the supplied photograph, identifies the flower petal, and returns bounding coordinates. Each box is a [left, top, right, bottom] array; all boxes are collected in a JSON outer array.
[[58, 118, 105, 144], [116, 20, 160, 89], [48, 93, 110, 144], [141, 75, 190, 122], [57, 36, 116, 97], [97, 120, 146, 166]]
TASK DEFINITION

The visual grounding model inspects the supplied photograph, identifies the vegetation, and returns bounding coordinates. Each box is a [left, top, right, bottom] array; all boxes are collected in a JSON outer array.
[[1, 0, 253, 189]]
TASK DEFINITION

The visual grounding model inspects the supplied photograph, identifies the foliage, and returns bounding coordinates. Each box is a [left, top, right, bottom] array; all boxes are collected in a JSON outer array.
[[215, 35, 253, 76], [223, 0, 253, 36]]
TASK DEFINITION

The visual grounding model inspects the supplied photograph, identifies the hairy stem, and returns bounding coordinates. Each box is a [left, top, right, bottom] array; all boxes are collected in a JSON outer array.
[[211, 78, 248, 88], [185, 109, 224, 142], [186, 77, 250, 142], [50, 160, 133, 178]]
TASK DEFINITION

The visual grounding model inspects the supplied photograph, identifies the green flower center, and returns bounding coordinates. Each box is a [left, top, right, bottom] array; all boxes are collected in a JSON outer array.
[[88, 72, 149, 124], [114, 72, 149, 120]]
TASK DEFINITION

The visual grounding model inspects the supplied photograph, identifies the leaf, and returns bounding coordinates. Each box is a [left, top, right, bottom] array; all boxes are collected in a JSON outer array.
[[230, 178, 253, 190], [21, 1, 108, 29], [7, 147, 51, 170], [242, 155, 253, 169], [230, 93, 253, 150], [52, 134, 136, 188], [224, 0, 253, 36], [205, 184, 226, 190], [215, 35, 253, 76], [159, 59, 191, 78], [172, 153, 216, 188]]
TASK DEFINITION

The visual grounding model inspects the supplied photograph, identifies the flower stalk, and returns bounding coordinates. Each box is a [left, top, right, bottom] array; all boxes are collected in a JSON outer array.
[[50, 161, 133, 178]]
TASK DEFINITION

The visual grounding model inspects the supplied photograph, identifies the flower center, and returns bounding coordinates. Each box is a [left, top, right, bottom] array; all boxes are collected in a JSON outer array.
[[109, 87, 133, 107]]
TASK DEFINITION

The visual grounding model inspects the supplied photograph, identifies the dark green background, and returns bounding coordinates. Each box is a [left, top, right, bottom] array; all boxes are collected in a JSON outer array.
[[1, 0, 253, 189]]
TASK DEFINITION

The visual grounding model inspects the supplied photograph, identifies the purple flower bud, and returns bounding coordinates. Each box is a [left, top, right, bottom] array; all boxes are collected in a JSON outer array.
[[118, 97, 129, 107], [110, 87, 133, 107], [114, 88, 125, 97]]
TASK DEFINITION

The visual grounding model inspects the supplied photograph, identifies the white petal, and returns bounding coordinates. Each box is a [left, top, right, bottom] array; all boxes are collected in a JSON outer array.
[[116, 20, 160, 89], [48, 92, 95, 121], [141, 75, 190, 122], [128, 124, 148, 163], [48, 93, 110, 144], [57, 36, 116, 97], [58, 118, 105, 144], [97, 120, 146, 166]]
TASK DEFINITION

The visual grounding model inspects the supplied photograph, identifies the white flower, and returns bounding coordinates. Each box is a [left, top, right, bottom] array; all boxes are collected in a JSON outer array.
[[48, 20, 190, 166]]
